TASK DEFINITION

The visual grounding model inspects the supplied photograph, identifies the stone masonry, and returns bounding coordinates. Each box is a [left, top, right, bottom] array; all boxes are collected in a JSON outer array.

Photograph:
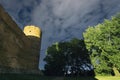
[[0, 5, 42, 74]]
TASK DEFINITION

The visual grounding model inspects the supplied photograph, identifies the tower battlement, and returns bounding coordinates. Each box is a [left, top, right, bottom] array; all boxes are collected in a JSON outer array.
[[23, 25, 42, 38]]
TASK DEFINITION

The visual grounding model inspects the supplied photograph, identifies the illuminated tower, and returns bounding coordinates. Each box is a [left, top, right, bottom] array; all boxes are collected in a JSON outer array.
[[23, 25, 42, 70]]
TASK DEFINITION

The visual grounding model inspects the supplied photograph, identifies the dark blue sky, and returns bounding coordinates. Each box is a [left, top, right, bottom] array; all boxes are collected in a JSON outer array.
[[0, 0, 120, 69]]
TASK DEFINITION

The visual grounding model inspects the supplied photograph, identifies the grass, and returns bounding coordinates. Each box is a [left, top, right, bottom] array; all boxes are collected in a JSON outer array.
[[0, 74, 120, 80], [96, 76, 120, 80]]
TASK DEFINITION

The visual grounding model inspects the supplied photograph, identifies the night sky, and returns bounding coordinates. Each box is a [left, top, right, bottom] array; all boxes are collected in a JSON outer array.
[[0, 0, 120, 69]]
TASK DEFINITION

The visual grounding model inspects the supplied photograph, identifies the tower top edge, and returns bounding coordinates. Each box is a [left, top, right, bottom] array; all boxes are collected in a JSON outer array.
[[23, 25, 42, 38]]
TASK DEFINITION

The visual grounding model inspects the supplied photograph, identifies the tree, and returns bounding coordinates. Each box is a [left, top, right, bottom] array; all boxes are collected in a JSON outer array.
[[43, 38, 94, 76], [83, 13, 120, 76]]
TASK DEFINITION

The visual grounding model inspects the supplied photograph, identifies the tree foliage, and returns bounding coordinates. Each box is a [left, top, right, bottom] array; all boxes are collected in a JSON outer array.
[[43, 38, 94, 76], [83, 13, 120, 76]]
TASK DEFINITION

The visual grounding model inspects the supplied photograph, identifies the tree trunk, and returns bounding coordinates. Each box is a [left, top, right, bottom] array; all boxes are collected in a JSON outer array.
[[113, 67, 120, 76]]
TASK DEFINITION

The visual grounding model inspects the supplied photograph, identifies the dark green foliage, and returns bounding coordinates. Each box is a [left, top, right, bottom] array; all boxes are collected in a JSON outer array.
[[83, 13, 120, 76], [44, 38, 94, 76]]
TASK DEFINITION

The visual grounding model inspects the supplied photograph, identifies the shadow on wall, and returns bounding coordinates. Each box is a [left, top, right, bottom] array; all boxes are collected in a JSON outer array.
[[23, 25, 42, 70]]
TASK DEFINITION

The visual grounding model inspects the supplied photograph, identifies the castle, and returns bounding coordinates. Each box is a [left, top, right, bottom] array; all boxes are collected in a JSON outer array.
[[0, 5, 42, 73]]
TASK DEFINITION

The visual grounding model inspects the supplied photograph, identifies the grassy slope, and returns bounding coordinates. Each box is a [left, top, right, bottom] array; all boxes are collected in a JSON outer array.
[[0, 74, 120, 80]]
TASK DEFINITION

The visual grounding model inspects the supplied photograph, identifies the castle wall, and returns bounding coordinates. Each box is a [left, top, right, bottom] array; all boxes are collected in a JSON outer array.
[[0, 5, 41, 73]]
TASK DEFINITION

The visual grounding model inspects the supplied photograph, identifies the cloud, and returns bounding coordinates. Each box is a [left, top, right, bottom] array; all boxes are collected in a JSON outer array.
[[32, 0, 99, 28], [31, 0, 120, 69], [32, 0, 101, 48], [32, 0, 100, 43], [0, 0, 39, 27], [52, 0, 98, 17], [32, 0, 100, 69]]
